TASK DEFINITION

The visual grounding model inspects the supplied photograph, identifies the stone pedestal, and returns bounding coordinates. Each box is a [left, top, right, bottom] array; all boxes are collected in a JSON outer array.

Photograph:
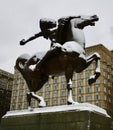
[[0, 103, 112, 130]]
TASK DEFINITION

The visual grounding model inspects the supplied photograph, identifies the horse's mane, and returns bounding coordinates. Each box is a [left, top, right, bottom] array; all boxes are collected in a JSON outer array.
[[56, 16, 79, 44]]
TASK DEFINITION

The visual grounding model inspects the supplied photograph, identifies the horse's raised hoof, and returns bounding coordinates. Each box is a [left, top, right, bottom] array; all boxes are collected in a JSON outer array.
[[88, 74, 96, 85], [88, 78, 95, 85], [88, 72, 100, 85], [95, 72, 100, 79]]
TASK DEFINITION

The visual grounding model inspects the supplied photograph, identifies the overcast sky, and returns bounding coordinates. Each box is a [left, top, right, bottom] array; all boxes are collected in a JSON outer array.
[[0, 0, 113, 73]]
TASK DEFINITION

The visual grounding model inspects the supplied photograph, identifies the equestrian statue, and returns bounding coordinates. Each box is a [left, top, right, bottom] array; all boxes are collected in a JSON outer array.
[[16, 15, 100, 110]]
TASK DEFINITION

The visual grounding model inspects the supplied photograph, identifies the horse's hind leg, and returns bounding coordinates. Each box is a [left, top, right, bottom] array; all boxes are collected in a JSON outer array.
[[27, 91, 46, 110], [86, 52, 100, 85], [27, 92, 33, 111], [30, 92, 46, 107]]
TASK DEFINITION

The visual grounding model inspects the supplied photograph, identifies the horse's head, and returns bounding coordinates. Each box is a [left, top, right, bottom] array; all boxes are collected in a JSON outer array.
[[15, 54, 30, 72], [75, 15, 99, 29]]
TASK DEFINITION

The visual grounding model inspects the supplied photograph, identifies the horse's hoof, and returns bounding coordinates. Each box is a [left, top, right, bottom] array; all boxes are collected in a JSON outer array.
[[95, 72, 100, 79], [67, 101, 79, 105], [88, 72, 100, 85], [88, 78, 96, 85], [39, 100, 46, 107], [28, 106, 33, 111]]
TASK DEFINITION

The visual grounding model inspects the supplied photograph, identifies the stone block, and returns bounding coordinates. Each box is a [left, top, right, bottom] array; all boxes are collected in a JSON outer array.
[[0, 103, 112, 130]]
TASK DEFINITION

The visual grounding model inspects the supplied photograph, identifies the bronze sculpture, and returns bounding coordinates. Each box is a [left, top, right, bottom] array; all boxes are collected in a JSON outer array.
[[16, 15, 100, 110]]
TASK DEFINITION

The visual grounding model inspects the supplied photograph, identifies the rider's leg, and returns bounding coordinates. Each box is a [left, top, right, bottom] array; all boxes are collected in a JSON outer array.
[[25, 55, 39, 68], [36, 46, 61, 70]]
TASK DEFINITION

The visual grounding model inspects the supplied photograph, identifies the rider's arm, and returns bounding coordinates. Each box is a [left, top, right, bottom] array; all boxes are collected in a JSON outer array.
[[20, 29, 56, 46], [20, 32, 43, 45], [28, 32, 43, 41]]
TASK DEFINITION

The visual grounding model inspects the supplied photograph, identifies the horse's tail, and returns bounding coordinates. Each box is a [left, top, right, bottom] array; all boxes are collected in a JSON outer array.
[[15, 54, 30, 73]]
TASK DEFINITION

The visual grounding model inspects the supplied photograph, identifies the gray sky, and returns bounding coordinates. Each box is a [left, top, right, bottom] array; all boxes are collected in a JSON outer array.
[[0, 0, 113, 73]]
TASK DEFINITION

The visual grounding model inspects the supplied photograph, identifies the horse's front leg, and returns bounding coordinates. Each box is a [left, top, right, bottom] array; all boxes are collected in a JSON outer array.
[[86, 52, 100, 85], [65, 69, 79, 105]]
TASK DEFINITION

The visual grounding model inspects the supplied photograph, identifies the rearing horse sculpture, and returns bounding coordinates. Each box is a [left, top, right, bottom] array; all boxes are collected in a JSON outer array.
[[16, 15, 100, 109]]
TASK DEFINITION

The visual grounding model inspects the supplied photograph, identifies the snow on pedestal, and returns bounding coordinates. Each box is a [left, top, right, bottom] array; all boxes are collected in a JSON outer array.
[[3, 103, 110, 118], [1, 103, 111, 130]]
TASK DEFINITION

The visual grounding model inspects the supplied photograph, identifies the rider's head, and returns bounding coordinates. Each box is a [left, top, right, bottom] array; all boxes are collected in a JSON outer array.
[[40, 18, 57, 31]]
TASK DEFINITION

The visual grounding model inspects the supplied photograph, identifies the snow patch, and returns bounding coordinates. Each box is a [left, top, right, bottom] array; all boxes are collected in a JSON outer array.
[[62, 41, 85, 54], [3, 103, 110, 118], [29, 64, 36, 71]]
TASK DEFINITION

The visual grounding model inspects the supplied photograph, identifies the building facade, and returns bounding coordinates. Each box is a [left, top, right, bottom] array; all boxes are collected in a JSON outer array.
[[0, 69, 13, 121], [10, 44, 113, 118]]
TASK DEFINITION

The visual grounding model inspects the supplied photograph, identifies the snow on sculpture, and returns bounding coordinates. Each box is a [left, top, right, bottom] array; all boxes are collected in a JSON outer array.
[[15, 15, 100, 110]]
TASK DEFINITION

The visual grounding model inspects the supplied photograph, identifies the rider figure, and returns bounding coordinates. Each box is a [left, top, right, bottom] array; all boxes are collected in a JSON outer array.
[[20, 16, 73, 70], [20, 18, 63, 71]]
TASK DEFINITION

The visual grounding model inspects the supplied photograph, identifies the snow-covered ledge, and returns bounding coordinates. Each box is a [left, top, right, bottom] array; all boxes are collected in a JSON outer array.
[[3, 103, 110, 118]]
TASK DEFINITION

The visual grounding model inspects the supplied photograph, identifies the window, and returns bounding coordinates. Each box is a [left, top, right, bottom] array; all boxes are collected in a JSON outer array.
[[104, 87, 107, 92], [53, 100, 58, 105], [86, 88, 91, 93], [96, 79, 100, 84], [61, 91, 66, 97], [11, 105, 16, 110], [18, 104, 22, 110], [108, 74, 110, 79], [20, 79, 24, 84], [94, 86, 100, 92], [19, 90, 23, 96], [108, 90, 111, 94], [73, 74, 76, 80], [12, 98, 16, 103], [18, 98, 22, 102], [86, 95, 92, 101], [45, 101, 49, 106], [102, 63, 106, 69], [112, 70, 113, 74], [95, 94, 100, 100], [61, 84, 66, 89], [61, 77, 66, 82], [104, 79, 107, 84], [108, 67, 111, 72], [85, 80, 89, 86], [53, 78, 58, 83], [95, 102, 100, 107], [104, 96, 107, 101], [77, 81, 83, 87], [77, 73, 84, 79], [45, 94, 50, 98], [24, 103, 28, 109], [53, 93, 58, 97], [103, 72, 106, 77], [60, 99, 66, 105], [78, 89, 83, 94], [53, 85, 58, 90], [78, 96, 84, 102], [13, 90, 18, 96], [108, 82, 111, 87], [45, 86, 50, 92]]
